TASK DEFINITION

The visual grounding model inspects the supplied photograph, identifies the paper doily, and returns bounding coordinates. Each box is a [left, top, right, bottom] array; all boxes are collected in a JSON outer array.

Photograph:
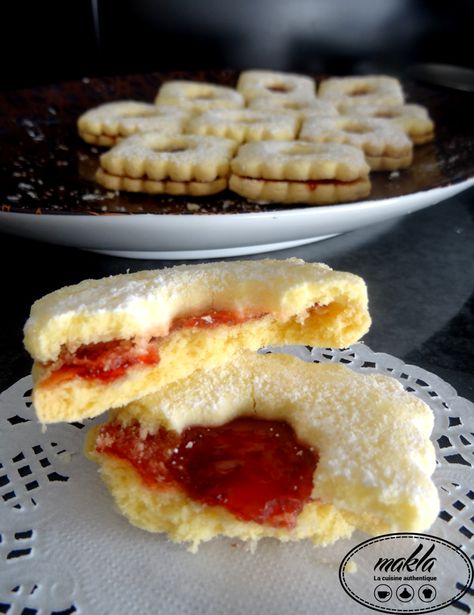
[[0, 344, 473, 615]]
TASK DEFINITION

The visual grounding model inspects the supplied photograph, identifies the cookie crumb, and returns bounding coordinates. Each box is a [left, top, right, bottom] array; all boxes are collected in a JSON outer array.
[[186, 203, 201, 212], [346, 561, 358, 574]]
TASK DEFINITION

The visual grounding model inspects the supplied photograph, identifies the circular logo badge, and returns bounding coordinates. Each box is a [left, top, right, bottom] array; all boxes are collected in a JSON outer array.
[[339, 533, 473, 613]]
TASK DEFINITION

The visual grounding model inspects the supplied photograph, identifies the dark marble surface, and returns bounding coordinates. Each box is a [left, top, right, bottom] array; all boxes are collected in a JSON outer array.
[[1, 186, 473, 404]]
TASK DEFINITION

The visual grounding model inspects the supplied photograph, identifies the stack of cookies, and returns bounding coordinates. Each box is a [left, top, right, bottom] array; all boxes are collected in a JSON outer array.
[[78, 70, 435, 206]]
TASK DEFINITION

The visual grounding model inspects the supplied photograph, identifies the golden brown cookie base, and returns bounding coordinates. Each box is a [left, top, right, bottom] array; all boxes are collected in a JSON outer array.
[[84, 434, 355, 552], [96, 167, 227, 196], [83, 351, 438, 550], [229, 175, 371, 204], [79, 131, 119, 147], [366, 152, 414, 171], [410, 131, 435, 145]]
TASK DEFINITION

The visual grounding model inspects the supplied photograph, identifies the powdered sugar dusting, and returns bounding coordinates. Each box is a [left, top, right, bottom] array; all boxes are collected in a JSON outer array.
[[300, 116, 412, 153], [186, 109, 298, 142], [23, 258, 361, 362], [115, 349, 438, 534]]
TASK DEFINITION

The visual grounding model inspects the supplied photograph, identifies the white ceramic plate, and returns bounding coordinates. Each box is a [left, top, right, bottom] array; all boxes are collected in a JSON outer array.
[[1, 177, 473, 259], [1, 71, 473, 259]]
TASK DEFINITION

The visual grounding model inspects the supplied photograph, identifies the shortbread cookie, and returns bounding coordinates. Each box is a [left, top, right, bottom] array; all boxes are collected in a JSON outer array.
[[155, 80, 244, 113], [339, 103, 435, 145], [95, 133, 237, 195], [85, 351, 439, 551], [186, 109, 299, 143], [23, 258, 371, 423], [248, 97, 338, 116], [77, 101, 190, 146], [300, 116, 413, 171], [318, 75, 404, 107], [230, 141, 371, 204], [237, 70, 316, 103]]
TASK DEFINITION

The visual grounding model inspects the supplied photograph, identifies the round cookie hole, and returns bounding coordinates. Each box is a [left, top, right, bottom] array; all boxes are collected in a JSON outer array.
[[237, 117, 261, 124], [152, 146, 188, 154], [342, 122, 372, 134], [348, 85, 374, 97], [190, 88, 217, 101], [267, 83, 293, 93], [123, 110, 160, 118], [374, 110, 398, 119], [285, 143, 318, 156]]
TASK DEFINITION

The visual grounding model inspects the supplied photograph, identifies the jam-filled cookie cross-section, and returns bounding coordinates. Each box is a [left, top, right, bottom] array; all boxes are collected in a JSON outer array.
[[23, 259, 371, 423], [86, 351, 439, 551]]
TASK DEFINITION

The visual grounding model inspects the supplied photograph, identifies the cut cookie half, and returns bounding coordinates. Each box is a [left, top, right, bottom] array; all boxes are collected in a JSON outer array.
[[85, 351, 439, 551], [23, 259, 370, 423]]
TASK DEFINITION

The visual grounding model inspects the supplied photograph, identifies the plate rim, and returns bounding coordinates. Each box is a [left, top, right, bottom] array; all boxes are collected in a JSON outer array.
[[2, 175, 473, 221]]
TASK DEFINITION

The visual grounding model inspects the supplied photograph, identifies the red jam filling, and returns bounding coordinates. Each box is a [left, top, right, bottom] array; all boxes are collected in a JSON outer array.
[[307, 180, 320, 191], [41, 339, 160, 386], [239, 176, 357, 188], [40, 309, 266, 387], [170, 308, 266, 331], [96, 417, 318, 528], [267, 85, 290, 92]]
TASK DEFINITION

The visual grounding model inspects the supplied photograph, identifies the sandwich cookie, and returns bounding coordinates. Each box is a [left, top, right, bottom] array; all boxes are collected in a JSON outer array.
[[77, 101, 190, 147], [229, 141, 371, 204], [95, 133, 237, 195], [300, 116, 413, 171], [237, 70, 316, 104], [318, 75, 404, 107], [186, 108, 299, 144], [248, 97, 338, 116], [155, 80, 244, 114], [338, 102, 435, 145]]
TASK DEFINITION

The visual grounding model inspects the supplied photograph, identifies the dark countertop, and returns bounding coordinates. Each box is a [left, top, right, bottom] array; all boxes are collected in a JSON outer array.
[[1, 186, 473, 403]]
